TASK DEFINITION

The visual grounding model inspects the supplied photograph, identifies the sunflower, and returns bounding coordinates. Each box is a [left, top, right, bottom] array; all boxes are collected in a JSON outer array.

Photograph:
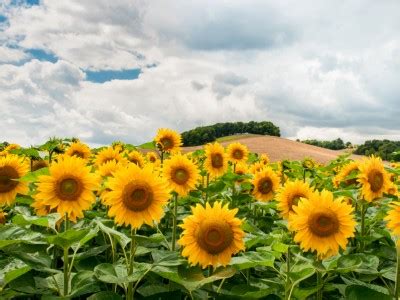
[[385, 203, 400, 236], [179, 201, 245, 268], [227, 142, 249, 164], [106, 164, 170, 228], [5, 144, 20, 152], [146, 152, 159, 164], [204, 143, 228, 178], [249, 161, 266, 175], [33, 156, 100, 222], [65, 142, 91, 160], [302, 158, 316, 169], [276, 180, 315, 219], [32, 159, 49, 171], [0, 155, 29, 206], [0, 210, 6, 224], [97, 160, 123, 177], [289, 190, 356, 259], [234, 162, 248, 183], [357, 156, 391, 202], [127, 151, 145, 168], [95, 147, 126, 166], [154, 128, 182, 153], [333, 161, 359, 188], [387, 182, 399, 197], [259, 153, 270, 165], [163, 154, 200, 196], [252, 167, 280, 202]]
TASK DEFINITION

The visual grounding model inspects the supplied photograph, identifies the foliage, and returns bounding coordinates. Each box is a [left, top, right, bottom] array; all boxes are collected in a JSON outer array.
[[181, 121, 280, 146], [301, 138, 350, 150], [355, 139, 400, 161]]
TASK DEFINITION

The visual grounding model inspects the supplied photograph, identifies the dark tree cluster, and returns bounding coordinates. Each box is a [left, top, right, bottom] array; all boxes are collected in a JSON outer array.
[[355, 139, 400, 162], [301, 138, 349, 150], [181, 121, 280, 146]]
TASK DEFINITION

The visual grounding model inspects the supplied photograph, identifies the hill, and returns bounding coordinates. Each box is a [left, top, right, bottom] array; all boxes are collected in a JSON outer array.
[[182, 135, 362, 164]]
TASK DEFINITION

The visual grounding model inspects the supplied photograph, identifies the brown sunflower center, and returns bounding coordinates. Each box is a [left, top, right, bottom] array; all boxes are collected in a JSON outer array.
[[233, 149, 243, 160], [197, 220, 234, 254], [289, 193, 304, 211], [32, 160, 47, 171], [123, 183, 153, 212], [130, 158, 140, 165], [211, 153, 223, 168], [368, 170, 384, 192], [160, 137, 173, 150], [0, 166, 19, 193], [172, 168, 189, 185], [308, 211, 339, 237], [71, 150, 84, 158], [258, 178, 273, 194], [149, 156, 156, 163], [56, 177, 83, 201]]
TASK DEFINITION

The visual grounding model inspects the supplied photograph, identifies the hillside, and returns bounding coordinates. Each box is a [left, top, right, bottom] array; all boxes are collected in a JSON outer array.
[[182, 135, 362, 164]]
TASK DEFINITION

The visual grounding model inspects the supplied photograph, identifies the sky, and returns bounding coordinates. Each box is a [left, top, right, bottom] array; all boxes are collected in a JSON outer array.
[[0, 0, 399, 147]]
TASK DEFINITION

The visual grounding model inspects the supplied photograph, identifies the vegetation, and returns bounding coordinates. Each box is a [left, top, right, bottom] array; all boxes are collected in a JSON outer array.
[[300, 138, 350, 150], [181, 121, 280, 146], [355, 139, 400, 161]]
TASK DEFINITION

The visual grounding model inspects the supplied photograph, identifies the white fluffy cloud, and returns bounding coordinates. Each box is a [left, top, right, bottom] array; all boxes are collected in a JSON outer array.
[[0, 0, 399, 146]]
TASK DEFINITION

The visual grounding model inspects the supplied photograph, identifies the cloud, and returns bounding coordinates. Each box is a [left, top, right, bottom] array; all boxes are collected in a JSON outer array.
[[0, 0, 400, 147]]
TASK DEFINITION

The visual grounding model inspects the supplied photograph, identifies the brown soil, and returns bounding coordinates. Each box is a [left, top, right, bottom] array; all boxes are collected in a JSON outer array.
[[182, 135, 362, 164]]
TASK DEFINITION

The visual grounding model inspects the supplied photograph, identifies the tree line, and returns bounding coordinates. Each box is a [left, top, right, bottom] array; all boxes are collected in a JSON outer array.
[[354, 140, 400, 162], [299, 138, 350, 150], [181, 121, 280, 146]]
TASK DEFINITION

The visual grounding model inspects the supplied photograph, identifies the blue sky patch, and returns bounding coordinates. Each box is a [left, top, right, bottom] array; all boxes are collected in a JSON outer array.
[[85, 68, 141, 83], [0, 15, 7, 23], [27, 48, 58, 63], [10, 0, 40, 6]]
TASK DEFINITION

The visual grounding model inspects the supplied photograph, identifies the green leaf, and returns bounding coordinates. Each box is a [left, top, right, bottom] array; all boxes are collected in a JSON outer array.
[[12, 214, 49, 227], [74, 245, 110, 261], [230, 251, 275, 270], [4, 266, 31, 286], [87, 291, 123, 300], [94, 220, 130, 248], [94, 262, 151, 284], [151, 249, 186, 266], [18, 167, 49, 182], [336, 254, 363, 273], [346, 285, 392, 300], [47, 228, 90, 249], [70, 271, 101, 298]]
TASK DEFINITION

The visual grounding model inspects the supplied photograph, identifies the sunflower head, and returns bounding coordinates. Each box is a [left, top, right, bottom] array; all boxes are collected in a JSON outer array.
[[0, 155, 29, 206], [179, 201, 245, 268], [259, 153, 270, 165], [154, 128, 182, 153], [249, 161, 266, 175], [302, 158, 315, 170], [5, 144, 20, 152], [127, 151, 145, 168], [163, 154, 200, 196], [333, 161, 359, 188], [385, 203, 400, 236], [95, 147, 127, 166], [106, 164, 171, 229], [234, 162, 248, 183], [0, 211, 7, 224], [357, 156, 391, 202], [227, 142, 249, 164], [32, 159, 49, 172], [97, 160, 123, 178], [276, 180, 315, 219], [204, 143, 228, 178], [65, 142, 91, 160], [252, 167, 280, 202], [33, 156, 100, 222], [289, 190, 356, 259]]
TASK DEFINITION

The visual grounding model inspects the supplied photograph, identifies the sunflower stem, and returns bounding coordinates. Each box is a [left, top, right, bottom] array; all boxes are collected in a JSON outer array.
[[303, 169, 306, 183], [316, 268, 323, 300], [127, 228, 137, 300], [171, 193, 178, 251], [360, 202, 366, 251], [395, 240, 400, 298], [204, 174, 210, 205], [63, 213, 69, 296], [285, 246, 291, 300]]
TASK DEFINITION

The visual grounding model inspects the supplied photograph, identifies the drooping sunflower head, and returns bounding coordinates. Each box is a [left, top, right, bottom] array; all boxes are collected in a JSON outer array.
[[179, 201, 245, 269], [252, 167, 280, 202], [357, 156, 391, 202], [385, 202, 400, 236], [249, 161, 266, 175], [33, 156, 100, 222], [163, 154, 200, 196], [289, 190, 356, 259], [387, 183, 399, 197], [106, 164, 171, 229], [65, 142, 92, 160], [259, 153, 270, 165], [234, 162, 249, 183], [276, 180, 315, 219], [97, 160, 123, 178], [302, 157, 316, 170], [0, 155, 29, 206], [154, 128, 182, 153], [127, 151, 145, 168], [227, 142, 249, 164], [32, 159, 49, 172], [333, 161, 359, 188], [204, 143, 228, 178], [95, 147, 127, 166]]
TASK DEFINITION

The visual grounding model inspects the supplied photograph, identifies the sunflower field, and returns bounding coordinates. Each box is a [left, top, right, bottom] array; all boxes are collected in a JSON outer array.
[[0, 129, 400, 300]]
